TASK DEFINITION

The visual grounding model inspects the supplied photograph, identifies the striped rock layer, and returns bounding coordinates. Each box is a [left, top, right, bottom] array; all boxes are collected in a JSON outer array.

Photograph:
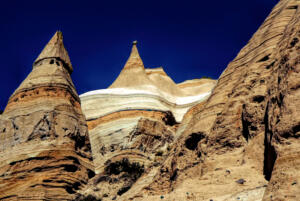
[[79, 42, 216, 199], [0, 32, 93, 201], [1, 0, 300, 200], [80, 42, 216, 123], [118, 0, 300, 200]]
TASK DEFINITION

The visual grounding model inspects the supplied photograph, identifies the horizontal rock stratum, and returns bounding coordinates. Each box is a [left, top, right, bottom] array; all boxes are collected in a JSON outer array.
[[1, 0, 300, 200], [80, 42, 215, 123], [79, 41, 216, 198]]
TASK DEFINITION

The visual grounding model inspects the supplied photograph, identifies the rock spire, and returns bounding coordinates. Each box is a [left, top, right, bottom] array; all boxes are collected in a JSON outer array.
[[108, 41, 153, 89], [4, 31, 79, 115], [34, 31, 73, 73], [0, 31, 93, 200], [123, 40, 144, 70]]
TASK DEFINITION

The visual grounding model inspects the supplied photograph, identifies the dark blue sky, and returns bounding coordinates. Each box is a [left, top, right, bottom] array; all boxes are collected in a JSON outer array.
[[0, 0, 278, 111]]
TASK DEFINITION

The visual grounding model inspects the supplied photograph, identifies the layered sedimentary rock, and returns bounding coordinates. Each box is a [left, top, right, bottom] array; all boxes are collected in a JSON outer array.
[[263, 3, 300, 199], [79, 2, 300, 196], [79, 42, 216, 199], [2, 0, 300, 200], [115, 0, 300, 200], [0, 32, 93, 200], [80, 42, 215, 123]]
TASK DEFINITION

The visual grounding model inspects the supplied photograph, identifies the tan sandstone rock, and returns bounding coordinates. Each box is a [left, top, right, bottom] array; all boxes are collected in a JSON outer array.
[[0, 31, 94, 201], [78, 41, 216, 200], [118, 0, 300, 200], [2, 0, 300, 200]]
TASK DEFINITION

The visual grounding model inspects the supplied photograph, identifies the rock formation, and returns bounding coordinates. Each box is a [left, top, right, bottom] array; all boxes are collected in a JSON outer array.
[[1, 0, 300, 200], [80, 42, 215, 122], [78, 41, 215, 199], [119, 0, 300, 200], [0, 31, 93, 201]]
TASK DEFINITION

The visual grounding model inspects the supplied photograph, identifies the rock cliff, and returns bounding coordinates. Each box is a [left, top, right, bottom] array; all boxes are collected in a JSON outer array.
[[1, 0, 300, 200]]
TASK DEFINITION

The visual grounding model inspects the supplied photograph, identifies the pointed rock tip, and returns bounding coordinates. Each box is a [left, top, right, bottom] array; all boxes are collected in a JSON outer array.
[[129, 40, 141, 59], [55, 30, 63, 40], [121, 40, 144, 70], [34, 31, 73, 73]]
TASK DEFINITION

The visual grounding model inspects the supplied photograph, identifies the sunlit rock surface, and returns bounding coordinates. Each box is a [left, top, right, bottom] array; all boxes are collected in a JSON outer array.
[[79, 42, 215, 199], [122, 0, 300, 200], [1, 1, 300, 200], [0, 32, 93, 201], [80, 43, 215, 122]]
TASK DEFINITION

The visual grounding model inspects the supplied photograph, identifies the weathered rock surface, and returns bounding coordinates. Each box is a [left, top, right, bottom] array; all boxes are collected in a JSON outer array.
[[78, 42, 215, 200], [2, 0, 300, 200], [120, 0, 300, 200], [0, 32, 93, 201], [80, 42, 215, 122], [263, 2, 300, 199]]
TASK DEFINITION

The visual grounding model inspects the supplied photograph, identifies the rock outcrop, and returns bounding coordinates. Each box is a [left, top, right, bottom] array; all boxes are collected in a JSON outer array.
[[119, 0, 300, 200], [78, 41, 215, 200], [0, 31, 93, 201], [80, 42, 215, 123], [1, 0, 300, 200], [263, 2, 300, 199]]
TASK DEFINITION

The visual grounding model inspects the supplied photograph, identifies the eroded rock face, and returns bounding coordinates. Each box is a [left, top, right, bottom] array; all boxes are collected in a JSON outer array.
[[80, 42, 216, 122], [119, 0, 300, 200], [263, 3, 300, 199], [81, 114, 176, 200], [87, 110, 177, 174], [0, 32, 93, 201], [2, 0, 300, 200], [78, 42, 216, 200]]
